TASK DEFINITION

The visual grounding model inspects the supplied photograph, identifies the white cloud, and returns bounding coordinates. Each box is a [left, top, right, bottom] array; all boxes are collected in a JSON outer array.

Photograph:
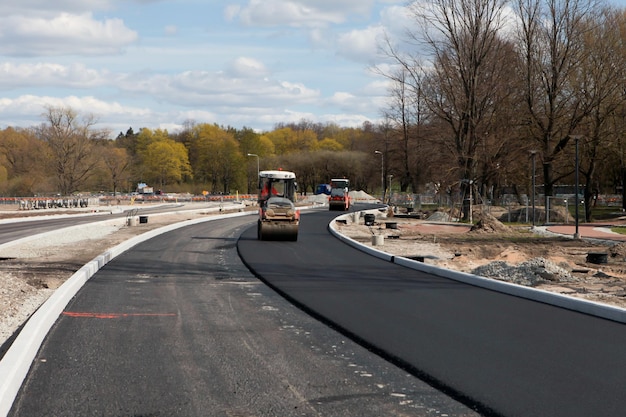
[[228, 57, 269, 78], [164, 25, 178, 36], [231, 0, 372, 28], [303, 4, 415, 65], [0, 88, 378, 134], [380, 5, 414, 36], [336, 25, 386, 63], [320, 112, 378, 127], [0, 60, 324, 125], [328, 91, 356, 106], [326, 84, 388, 115], [0, 13, 137, 56], [366, 78, 394, 95], [0, 62, 108, 88], [0, 0, 169, 16], [0, 2, 402, 133], [224, 4, 241, 22], [308, 28, 333, 49], [0, 0, 113, 16], [114, 66, 321, 109], [0, 94, 152, 132]]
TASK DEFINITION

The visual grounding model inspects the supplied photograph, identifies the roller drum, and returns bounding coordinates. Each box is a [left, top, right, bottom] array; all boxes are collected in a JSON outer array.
[[258, 221, 298, 241]]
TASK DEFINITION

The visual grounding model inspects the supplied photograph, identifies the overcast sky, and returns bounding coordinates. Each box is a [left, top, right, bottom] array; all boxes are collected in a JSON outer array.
[[1, 0, 624, 137], [0, 0, 416, 136]]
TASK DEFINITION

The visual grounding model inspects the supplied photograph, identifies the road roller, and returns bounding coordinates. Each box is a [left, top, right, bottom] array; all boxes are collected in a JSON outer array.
[[328, 178, 350, 211], [256, 170, 300, 241]]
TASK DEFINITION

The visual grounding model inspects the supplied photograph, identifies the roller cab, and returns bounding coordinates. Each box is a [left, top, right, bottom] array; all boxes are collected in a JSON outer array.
[[328, 178, 350, 211]]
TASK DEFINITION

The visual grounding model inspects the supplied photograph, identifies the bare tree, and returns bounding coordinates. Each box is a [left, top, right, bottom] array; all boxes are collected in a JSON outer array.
[[37, 106, 109, 195], [381, 65, 431, 193], [409, 0, 510, 218], [515, 0, 599, 197], [572, 8, 626, 220], [101, 146, 131, 197]]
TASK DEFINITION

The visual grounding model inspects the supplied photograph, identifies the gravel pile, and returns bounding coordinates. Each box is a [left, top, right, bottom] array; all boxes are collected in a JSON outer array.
[[471, 257, 576, 287]]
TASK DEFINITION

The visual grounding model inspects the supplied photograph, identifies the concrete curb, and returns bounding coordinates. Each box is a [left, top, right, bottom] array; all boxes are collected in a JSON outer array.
[[0, 209, 254, 417], [329, 212, 626, 325]]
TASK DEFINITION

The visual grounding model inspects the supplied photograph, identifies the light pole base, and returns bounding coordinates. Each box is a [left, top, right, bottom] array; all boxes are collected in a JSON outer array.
[[574, 232, 581, 239]]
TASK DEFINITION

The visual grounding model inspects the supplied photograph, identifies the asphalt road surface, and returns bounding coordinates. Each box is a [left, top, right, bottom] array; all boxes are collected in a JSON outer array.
[[238, 209, 626, 417], [0, 204, 189, 245], [8, 212, 479, 417]]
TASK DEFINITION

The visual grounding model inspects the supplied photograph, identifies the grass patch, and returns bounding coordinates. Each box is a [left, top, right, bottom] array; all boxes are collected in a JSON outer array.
[[588, 206, 625, 221], [611, 226, 626, 235]]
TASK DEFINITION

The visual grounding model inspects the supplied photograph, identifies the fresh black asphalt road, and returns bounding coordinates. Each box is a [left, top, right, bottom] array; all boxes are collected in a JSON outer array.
[[7, 206, 626, 416], [8, 211, 479, 417], [239, 209, 626, 417], [0, 204, 186, 245]]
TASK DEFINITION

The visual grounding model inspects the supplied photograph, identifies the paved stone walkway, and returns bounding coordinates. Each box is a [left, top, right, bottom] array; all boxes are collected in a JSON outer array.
[[406, 221, 626, 242], [545, 224, 626, 241]]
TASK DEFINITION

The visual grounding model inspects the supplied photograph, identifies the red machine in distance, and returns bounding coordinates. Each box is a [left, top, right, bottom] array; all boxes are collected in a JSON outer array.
[[328, 178, 350, 211]]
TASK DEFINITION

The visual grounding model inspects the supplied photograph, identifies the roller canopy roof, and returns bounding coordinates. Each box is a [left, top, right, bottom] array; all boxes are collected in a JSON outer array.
[[259, 170, 296, 179]]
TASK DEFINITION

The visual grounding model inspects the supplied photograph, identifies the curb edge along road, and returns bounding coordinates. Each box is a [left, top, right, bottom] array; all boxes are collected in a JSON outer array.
[[329, 209, 626, 325]]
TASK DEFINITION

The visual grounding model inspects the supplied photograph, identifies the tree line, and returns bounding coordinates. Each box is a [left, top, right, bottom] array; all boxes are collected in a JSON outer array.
[[378, 0, 626, 221], [0, 107, 388, 198], [1, 0, 625, 223]]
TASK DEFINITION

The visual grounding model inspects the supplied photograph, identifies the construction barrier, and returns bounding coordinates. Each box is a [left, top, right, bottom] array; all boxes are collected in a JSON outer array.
[[17, 198, 92, 210]]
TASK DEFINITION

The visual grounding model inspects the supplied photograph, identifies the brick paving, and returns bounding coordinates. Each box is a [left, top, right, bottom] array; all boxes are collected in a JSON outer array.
[[401, 221, 626, 242], [545, 224, 626, 241]]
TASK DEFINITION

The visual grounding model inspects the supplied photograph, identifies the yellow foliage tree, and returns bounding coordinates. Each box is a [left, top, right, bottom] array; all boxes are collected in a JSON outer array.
[[142, 137, 192, 187], [135, 128, 170, 160], [262, 127, 318, 155], [191, 124, 245, 193], [316, 137, 344, 151]]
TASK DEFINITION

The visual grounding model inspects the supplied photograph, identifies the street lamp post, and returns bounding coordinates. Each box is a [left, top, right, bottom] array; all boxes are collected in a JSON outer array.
[[530, 150, 537, 228], [374, 150, 384, 203], [568, 135, 582, 239], [574, 137, 580, 239], [247, 153, 259, 177], [247, 153, 259, 195]]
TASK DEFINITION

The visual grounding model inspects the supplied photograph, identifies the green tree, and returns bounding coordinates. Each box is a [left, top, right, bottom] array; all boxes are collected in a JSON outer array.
[[317, 138, 344, 151], [190, 124, 245, 193], [115, 127, 139, 156], [142, 138, 192, 187], [263, 127, 318, 154]]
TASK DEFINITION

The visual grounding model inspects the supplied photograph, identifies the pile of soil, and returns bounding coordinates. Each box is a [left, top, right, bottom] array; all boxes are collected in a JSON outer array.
[[610, 242, 626, 260], [470, 212, 511, 234]]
